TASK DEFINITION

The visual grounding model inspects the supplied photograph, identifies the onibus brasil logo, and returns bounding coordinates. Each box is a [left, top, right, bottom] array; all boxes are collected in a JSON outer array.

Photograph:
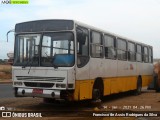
[[1, 0, 29, 4]]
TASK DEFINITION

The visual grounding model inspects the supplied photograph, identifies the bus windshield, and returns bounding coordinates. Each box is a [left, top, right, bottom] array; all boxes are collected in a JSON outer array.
[[14, 34, 40, 66], [41, 32, 74, 67], [14, 32, 75, 67]]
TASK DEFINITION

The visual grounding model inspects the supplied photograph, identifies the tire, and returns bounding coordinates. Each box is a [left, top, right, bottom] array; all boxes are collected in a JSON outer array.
[[92, 89, 101, 100], [92, 79, 104, 101], [134, 77, 142, 95]]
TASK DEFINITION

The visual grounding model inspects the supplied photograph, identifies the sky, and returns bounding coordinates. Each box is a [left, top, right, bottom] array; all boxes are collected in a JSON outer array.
[[0, 0, 160, 59]]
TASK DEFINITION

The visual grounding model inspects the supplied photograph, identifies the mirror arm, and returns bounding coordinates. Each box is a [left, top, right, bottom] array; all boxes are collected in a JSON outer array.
[[7, 29, 15, 42]]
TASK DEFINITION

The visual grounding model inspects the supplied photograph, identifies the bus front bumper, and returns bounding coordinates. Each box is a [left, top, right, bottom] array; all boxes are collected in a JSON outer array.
[[15, 87, 60, 99]]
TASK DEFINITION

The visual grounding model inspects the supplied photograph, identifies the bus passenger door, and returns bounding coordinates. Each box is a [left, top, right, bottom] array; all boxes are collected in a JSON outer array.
[[75, 26, 91, 100]]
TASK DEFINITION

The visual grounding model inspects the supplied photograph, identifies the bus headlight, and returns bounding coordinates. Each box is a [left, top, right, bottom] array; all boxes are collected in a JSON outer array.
[[14, 82, 23, 86], [56, 84, 66, 88]]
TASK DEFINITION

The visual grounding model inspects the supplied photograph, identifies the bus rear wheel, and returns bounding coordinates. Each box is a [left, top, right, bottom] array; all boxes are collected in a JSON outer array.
[[134, 77, 142, 95]]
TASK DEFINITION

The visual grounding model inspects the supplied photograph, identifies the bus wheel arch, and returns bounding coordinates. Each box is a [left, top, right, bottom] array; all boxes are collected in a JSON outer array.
[[92, 77, 104, 100]]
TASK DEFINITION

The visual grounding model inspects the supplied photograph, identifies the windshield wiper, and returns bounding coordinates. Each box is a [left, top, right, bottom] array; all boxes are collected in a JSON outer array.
[[28, 57, 34, 74], [22, 59, 31, 68], [28, 54, 39, 74], [45, 52, 58, 69], [21, 57, 35, 74]]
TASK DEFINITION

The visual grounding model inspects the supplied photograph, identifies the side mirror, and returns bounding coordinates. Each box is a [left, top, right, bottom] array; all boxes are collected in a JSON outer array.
[[6, 29, 14, 42]]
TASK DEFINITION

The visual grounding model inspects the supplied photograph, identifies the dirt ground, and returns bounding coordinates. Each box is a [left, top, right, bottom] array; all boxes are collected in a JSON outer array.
[[0, 88, 160, 120]]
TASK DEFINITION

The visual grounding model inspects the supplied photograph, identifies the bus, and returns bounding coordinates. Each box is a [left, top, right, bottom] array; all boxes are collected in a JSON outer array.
[[12, 19, 153, 102]]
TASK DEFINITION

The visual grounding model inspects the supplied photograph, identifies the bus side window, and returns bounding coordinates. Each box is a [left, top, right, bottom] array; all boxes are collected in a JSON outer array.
[[149, 47, 153, 63], [104, 35, 116, 59], [143, 46, 149, 63], [117, 38, 127, 60], [90, 31, 103, 58], [136, 44, 142, 62], [128, 42, 136, 61], [76, 26, 89, 68]]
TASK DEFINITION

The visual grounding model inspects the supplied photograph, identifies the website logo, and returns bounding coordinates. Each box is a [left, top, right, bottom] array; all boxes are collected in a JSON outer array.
[[2, 112, 11, 117], [1, 0, 29, 4]]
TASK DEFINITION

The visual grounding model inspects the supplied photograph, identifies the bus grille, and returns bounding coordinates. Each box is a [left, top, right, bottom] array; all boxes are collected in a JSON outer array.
[[24, 82, 54, 88], [16, 76, 65, 82]]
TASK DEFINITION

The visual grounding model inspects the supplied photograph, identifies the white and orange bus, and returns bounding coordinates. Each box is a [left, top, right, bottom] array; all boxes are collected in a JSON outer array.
[[12, 19, 153, 102]]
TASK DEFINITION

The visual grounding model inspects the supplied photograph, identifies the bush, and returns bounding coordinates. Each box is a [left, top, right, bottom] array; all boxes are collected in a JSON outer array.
[[1, 68, 11, 74]]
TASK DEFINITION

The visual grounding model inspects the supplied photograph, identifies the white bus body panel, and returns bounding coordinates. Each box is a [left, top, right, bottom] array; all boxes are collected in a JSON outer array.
[[76, 58, 153, 81], [102, 59, 117, 78], [76, 63, 90, 80]]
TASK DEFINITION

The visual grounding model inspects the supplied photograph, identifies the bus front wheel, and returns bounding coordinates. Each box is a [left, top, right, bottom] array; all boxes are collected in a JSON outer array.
[[92, 78, 104, 101], [92, 89, 101, 100]]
